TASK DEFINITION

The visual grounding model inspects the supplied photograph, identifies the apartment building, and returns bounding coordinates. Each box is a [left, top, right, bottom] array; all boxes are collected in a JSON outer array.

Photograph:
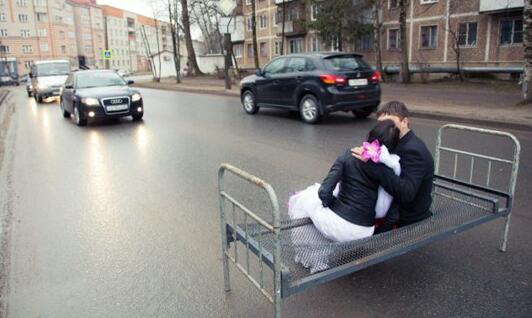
[[232, 0, 329, 69], [70, 0, 105, 69], [232, 0, 525, 73], [356, 0, 524, 71], [0, 0, 79, 74], [101, 5, 170, 73]]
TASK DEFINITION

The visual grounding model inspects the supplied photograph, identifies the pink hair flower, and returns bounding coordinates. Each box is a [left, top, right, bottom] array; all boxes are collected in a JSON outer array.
[[361, 140, 381, 163]]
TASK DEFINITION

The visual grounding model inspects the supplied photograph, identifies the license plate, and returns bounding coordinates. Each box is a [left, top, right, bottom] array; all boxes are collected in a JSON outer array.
[[106, 104, 128, 112], [348, 79, 368, 86]]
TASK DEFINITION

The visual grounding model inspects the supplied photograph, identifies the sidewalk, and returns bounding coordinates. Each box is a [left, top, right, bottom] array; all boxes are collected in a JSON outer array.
[[134, 77, 532, 131]]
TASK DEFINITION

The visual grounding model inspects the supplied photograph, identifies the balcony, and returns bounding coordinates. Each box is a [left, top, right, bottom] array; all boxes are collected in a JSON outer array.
[[479, 0, 523, 13], [274, 0, 296, 4], [277, 19, 307, 37]]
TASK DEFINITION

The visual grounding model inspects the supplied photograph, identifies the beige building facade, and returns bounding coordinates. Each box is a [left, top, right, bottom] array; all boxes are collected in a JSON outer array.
[[0, 0, 170, 75], [0, 0, 79, 74]]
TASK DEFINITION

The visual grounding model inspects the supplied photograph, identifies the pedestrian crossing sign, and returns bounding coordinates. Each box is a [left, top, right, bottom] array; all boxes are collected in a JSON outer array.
[[102, 50, 113, 60]]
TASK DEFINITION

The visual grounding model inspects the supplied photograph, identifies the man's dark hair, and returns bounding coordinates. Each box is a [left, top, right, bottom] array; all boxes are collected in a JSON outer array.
[[367, 120, 400, 151], [376, 101, 409, 120]]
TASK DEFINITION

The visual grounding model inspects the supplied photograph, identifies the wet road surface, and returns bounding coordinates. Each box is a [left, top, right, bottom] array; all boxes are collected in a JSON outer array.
[[2, 87, 532, 317]]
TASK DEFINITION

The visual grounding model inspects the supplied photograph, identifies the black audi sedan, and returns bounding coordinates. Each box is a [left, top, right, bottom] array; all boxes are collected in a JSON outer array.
[[240, 53, 381, 124], [60, 70, 143, 126]]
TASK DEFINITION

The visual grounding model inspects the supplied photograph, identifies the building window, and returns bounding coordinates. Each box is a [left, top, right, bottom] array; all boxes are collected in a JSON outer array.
[[247, 17, 252, 31], [55, 15, 63, 23], [37, 28, 47, 37], [34, 0, 47, 6], [24, 61, 32, 69], [18, 14, 29, 23], [389, 0, 399, 8], [36, 12, 47, 22], [289, 38, 303, 53], [289, 7, 300, 21], [0, 29, 7, 37], [245, 0, 251, 5], [59, 31, 65, 39], [311, 4, 318, 21], [500, 19, 523, 45], [421, 0, 438, 3], [22, 45, 33, 53], [0, 12, 5, 22], [16, 0, 27, 7], [21, 29, 31, 37], [420, 25, 437, 48], [260, 42, 267, 57], [68, 31, 75, 38], [233, 44, 242, 58], [310, 36, 320, 52], [358, 33, 373, 50], [259, 15, 267, 29], [61, 45, 66, 54], [458, 22, 477, 47], [273, 41, 281, 55], [0, 45, 10, 53], [274, 11, 280, 25], [247, 43, 254, 57], [388, 28, 400, 49], [40, 43, 49, 52]]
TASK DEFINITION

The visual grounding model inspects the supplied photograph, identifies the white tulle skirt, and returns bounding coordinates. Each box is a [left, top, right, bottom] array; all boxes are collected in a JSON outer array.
[[288, 183, 374, 242]]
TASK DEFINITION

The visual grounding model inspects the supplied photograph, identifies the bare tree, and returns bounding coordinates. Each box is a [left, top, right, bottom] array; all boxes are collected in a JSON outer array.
[[251, 0, 259, 69], [280, 0, 286, 55], [168, 0, 181, 83], [180, 0, 204, 75], [399, 0, 410, 83], [524, 1, 532, 102], [140, 25, 156, 79], [372, 0, 384, 78], [148, 0, 163, 82]]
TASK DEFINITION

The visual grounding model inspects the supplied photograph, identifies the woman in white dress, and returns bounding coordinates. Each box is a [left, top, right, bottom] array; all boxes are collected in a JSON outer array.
[[288, 120, 401, 243]]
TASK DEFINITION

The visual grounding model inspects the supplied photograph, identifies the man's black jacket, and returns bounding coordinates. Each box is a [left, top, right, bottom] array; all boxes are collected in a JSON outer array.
[[361, 130, 434, 231]]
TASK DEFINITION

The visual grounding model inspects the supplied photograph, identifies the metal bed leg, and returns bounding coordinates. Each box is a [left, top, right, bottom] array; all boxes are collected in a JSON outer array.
[[500, 214, 512, 252]]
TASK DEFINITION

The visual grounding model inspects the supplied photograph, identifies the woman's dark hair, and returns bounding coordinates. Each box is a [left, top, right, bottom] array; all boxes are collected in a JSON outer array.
[[367, 120, 400, 151]]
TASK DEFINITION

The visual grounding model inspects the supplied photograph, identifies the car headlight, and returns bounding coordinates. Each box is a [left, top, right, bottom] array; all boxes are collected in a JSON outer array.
[[131, 93, 142, 102], [81, 97, 100, 106], [37, 82, 48, 90]]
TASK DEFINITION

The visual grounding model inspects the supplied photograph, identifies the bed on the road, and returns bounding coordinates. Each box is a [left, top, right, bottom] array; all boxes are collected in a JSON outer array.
[[217, 124, 520, 318]]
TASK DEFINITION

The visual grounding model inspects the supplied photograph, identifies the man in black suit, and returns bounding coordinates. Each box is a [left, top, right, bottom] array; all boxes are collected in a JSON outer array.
[[353, 101, 434, 233]]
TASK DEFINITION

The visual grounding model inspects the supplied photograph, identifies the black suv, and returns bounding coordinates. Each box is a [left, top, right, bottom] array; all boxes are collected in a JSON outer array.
[[240, 53, 381, 124]]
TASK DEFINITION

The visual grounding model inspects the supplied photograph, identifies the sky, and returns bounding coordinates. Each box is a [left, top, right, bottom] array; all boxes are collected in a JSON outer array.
[[96, 0, 155, 18], [96, 0, 202, 39]]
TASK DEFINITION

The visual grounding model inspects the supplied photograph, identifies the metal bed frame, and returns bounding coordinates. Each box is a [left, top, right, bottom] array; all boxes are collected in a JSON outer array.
[[218, 124, 520, 318]]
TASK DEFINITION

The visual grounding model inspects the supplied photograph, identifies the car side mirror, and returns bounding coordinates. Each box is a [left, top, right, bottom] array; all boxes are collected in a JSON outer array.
[[65, 84, 73, 89], [127, 80, 134, 85], [255, 69, 263, 77]]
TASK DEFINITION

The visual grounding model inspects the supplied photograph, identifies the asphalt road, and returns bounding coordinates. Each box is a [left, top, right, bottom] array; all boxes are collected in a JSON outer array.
[[1, 87, 531, 318]]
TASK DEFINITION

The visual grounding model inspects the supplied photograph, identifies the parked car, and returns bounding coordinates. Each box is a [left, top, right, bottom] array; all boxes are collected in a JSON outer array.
[[30, 59, 71, 102], [60, 70, 143, 126], [240, 53, 381, 124], [0, 75, 18, 87]]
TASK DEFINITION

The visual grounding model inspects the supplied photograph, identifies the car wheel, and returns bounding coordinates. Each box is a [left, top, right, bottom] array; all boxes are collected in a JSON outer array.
[[74, 105, 87, 126], [299, 94, 321, 124], [132, 113, 143, 121], [352, 106, 377, 119], [27, 90, 32, 97], [60, 99, 70, 118], [242, 90, 259, 114]]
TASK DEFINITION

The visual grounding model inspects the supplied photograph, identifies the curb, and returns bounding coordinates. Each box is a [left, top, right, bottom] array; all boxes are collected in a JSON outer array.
[[133, 83, 532, 132], [0, 90, 10, 106]]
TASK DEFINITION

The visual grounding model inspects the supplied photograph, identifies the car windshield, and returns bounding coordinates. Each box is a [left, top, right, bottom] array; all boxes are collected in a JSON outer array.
[[35, 62, 70, 76], [323, 56, 370, 71], [76, 72, 126, 89]]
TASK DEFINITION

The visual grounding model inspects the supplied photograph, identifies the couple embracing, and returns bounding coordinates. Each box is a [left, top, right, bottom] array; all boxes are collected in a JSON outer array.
[[289, 101, 434, 242]]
